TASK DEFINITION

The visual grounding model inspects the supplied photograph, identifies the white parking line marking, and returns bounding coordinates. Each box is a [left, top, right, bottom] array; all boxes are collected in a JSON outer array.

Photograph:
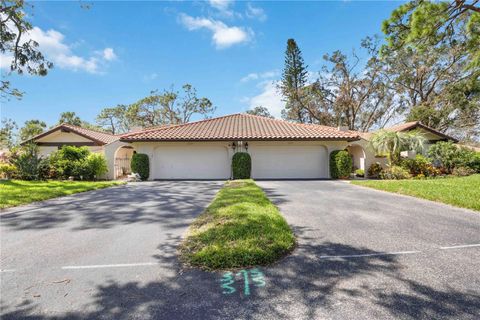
[[0, 269, 16, 273], [440, 244, 480, 250], [319, 251, 421, 259], [61, 262, 160, 270]]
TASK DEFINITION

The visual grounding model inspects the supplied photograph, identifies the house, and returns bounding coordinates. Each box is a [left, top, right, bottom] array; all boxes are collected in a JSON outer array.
[[26, 115, 460, 180], [119, 113, 359, 180], [346, 120, 459, 174], [24, 124, 133, 180]]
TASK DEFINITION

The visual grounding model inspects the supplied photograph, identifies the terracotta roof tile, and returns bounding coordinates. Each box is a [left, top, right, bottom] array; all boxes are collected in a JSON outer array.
[[27, 123, 118, 145], [120, 113, 359, 142]]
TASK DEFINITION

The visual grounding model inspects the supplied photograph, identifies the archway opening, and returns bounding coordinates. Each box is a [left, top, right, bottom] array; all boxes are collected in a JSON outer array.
[[114, 146, 135, 179], [347, 144, 366, 172]]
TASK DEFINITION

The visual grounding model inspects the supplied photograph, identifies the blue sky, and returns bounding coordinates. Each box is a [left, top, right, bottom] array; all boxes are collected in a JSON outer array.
[[1, 0, 402, 128]]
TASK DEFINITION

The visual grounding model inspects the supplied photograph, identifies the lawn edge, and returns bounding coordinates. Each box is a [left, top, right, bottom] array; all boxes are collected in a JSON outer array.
[[349, 181, 479, 213], [0, 181, 126, 212]]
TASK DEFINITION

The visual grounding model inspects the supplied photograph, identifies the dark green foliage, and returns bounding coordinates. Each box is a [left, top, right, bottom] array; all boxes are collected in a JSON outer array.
[[10, 143, 45, 180], [49, 146, 108, 180], [232, 152, 251, 179], [380, 165, 411, 180], [367, 162, 383, 179], [131, 153, 149, 181], [428, 141, 479, 173], [330, 150, 353, 179], [400, 155, 439, 178]]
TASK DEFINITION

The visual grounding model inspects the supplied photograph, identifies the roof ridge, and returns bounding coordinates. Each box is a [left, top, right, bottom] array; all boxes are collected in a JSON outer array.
[[120, 114, 244, 138], [241, 113, 347, 132], [61, 123, 115, 136]]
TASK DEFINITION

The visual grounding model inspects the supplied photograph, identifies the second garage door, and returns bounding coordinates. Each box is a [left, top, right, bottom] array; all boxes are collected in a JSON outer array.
[[153, 145, 230, 179], [250, 145, 328, 179]]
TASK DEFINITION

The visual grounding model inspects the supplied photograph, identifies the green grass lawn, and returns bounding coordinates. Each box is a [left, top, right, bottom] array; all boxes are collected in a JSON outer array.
[[351, 174, 480, 211], [180, 179, 295, 270], [0, 180, 124, 209]]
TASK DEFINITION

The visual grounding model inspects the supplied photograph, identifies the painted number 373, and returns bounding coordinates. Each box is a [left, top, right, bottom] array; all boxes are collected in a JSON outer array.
[[221, 268, 266, 296]]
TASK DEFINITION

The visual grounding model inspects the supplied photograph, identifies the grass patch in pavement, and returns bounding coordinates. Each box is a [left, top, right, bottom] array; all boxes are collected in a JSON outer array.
[[351, 174, 480, 211], [180, 179, 295, 270], [0, 179, 124, 209]]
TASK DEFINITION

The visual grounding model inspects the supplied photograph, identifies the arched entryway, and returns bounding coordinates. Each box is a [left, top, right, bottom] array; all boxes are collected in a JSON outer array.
[[114, 146, 135, 179], [347, 144, 366, 171]]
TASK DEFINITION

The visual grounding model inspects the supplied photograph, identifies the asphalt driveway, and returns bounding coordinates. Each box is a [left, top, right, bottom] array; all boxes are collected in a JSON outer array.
[[1, 180, 479, 319]]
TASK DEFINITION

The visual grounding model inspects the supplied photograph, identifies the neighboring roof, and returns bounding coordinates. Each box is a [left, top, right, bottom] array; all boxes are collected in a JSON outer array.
[[25, 123, 119, 145], [120, 113, 360, 142], [385, 121, 458, 142]]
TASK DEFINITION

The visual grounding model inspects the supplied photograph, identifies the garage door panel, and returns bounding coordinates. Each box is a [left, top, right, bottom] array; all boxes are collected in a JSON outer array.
[[154, 146, 230, 179], [250, 145, 327, 179]]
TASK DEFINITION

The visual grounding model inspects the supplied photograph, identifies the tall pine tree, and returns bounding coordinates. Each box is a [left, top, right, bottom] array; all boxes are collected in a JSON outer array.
[[279, 39, 309, 123]]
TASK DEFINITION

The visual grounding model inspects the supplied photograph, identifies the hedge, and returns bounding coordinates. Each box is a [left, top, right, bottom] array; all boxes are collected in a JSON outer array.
[[330, 150, 352, 179], [232, 152, 251, 179], [131, 153, 149, 181]]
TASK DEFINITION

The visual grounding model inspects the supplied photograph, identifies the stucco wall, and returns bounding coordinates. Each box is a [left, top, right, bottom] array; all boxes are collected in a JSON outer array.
[[37, 131, 93, 143], [132, 140, 351, 180], [104, 140, 134, 180]]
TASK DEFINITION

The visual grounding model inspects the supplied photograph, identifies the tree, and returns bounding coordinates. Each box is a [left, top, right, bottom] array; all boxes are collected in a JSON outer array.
[[58, 112, 82, 126], [369, 130, 426, 166], [279, 39, 310, 123], [312, 37, 399, 131], [96, 105, 130, 134], [1, 0, 53, 99], [127, 84, 214, 127], [246, 106, 274, 118], [382, 0, 480, 69], [380, 34, 479, 139], [0, 118, 18, 148], [19, 119, 46, 141]]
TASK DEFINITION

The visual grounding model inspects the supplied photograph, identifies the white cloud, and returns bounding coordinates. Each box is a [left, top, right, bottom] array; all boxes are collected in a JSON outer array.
[[245, 3, 267, 21], [0, 24, 116, 74], [240, 70, 279, 83], [179, 13, 252, 49], [143, 72, 158, 81], [102, 48, 117, 61], [208, 0, 233, 11], [244, 81, 284, 118]]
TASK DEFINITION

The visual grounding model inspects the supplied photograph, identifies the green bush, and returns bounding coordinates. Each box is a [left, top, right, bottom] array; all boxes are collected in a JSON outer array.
[[367, 162, 383, 179], [452, 166, 475, 177], [131, 153, 149, 181], [380, 165, 411, 180], [401, 155, 439, 177], [10, 143, 46, 180], [330, 150, 353, 179], [50, 146, 91, 179], [355, 169, 365, 177], [0, 163, 17, 179], [86, 153, 108, 179], [467, 152, 480, 173], [232, 152, 251, 179]]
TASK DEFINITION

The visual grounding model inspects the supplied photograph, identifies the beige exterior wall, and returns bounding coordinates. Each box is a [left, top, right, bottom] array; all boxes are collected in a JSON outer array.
[[348, 139, 387, 177], [104, 140, 134, 180], [37, 130, 93, 143], [132, 140, 350, 180]]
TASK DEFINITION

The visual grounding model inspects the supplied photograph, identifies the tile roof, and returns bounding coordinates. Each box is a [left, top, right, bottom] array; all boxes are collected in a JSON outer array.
[[120, 113, 360, 142], [27, 123, 119, 145]]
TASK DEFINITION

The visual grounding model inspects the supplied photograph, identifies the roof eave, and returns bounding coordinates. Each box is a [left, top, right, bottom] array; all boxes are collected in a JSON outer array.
[[120, 137, 360, 143]]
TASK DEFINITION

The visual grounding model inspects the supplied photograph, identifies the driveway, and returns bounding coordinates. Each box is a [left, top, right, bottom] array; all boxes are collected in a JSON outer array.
[[1, 180, 479, 319]]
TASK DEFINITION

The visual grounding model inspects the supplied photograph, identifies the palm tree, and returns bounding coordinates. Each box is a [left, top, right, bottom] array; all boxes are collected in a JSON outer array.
[[369, 130, 426, 166]]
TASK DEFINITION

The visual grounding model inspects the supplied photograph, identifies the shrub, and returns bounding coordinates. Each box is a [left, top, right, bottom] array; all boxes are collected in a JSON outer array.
[[10, 143, 44, 180], [451, 166, 475, 177], [330, 150, 353, 179], [467, 152, 480, 173], [86, 153, 108, 179], [232, 152, 251, 179], [401, 155, 438, 177], [0, 163, 17, 179], [131, 153, 149, 181], [380, 165, 411, 180], [50, 146, 91, 179], [428, 141, 457, 172], [367, 162, 383, 179], [355, 169, 364, 177]]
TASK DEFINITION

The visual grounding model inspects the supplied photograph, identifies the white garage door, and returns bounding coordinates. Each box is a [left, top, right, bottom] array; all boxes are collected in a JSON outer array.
[[250, 145, 328, 179], [153, 145, 230, 179]]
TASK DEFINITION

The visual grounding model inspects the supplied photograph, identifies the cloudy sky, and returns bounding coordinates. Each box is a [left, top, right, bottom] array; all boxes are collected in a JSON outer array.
[[1, 0, 400, 127]]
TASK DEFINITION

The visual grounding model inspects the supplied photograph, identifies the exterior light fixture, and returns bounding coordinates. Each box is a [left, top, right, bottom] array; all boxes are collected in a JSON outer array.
[[231, 142, 237, 151], [245, 142, 249, 151]]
